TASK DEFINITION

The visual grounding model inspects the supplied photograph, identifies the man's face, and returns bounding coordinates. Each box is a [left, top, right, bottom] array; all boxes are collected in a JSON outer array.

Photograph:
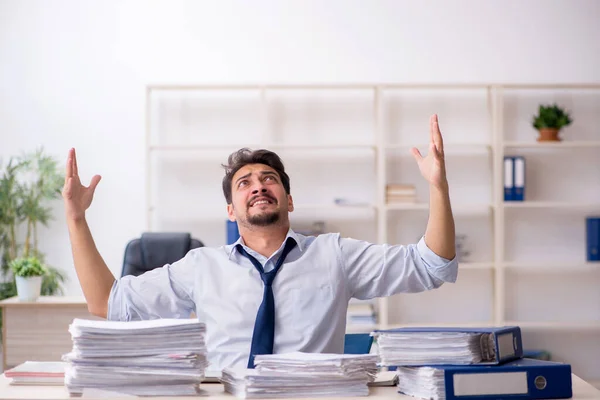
[[227, 164, 293, 228]]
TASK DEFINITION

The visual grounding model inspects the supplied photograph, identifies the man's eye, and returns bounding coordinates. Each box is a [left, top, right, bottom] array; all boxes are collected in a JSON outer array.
[[265, 176, 275, 181], [238, 181, 248, 187]]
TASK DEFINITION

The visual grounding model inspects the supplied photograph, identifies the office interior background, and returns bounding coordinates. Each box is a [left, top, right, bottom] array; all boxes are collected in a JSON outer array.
[[1, 0, 599, 388]]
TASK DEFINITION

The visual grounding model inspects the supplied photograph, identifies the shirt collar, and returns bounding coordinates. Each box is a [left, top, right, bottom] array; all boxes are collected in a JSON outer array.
[[226, 227, 304, 260]]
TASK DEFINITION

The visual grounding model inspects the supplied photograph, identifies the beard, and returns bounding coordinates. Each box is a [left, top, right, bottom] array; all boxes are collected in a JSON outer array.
[[246, 210, 280, 226]]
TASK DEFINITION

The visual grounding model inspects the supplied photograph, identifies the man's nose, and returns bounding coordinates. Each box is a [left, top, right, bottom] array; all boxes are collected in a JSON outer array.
[[251, 186, 268, 195]]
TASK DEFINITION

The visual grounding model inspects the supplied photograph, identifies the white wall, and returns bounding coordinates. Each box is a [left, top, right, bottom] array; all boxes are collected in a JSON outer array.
[[1, 0, 599, 379]]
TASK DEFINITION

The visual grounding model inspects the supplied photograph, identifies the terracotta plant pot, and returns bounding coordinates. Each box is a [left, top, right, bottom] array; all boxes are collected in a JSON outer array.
[[537, 128, 561, 142]]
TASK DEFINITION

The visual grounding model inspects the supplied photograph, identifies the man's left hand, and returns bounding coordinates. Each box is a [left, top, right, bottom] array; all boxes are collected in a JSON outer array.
[[411, 114, 449, 191]]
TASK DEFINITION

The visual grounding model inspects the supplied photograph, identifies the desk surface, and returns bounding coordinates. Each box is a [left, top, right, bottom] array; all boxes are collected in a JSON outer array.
[[0, 296, 87, 307], [1, 374, 599, 400]]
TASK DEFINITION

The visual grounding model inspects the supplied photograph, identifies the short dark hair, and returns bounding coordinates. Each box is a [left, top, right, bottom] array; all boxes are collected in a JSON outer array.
[[222, 148, 291, 204]]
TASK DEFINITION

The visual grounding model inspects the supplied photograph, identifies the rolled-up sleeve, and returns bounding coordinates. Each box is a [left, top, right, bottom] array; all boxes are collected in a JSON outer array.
[[339, 235, 458, 300], [107, 252, 197, 321]]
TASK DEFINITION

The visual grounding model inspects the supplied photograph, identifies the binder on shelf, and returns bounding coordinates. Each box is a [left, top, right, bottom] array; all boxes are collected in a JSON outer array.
[[395, 358, 572, 400], [504, 156, 514, 201], [586, 217, 600, 261], [513, 156, 526, 201], [372, 326, 523, 366], [226, 220, 240, 245]]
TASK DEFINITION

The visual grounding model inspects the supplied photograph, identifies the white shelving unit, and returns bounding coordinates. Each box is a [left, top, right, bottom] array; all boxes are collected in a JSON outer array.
[[145, 83, 600, 382]]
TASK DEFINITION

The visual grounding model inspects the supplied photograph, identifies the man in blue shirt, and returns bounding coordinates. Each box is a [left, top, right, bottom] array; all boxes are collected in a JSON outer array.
[[62, 114, 458, 371]]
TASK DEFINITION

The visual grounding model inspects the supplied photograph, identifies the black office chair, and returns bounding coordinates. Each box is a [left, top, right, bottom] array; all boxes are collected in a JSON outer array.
[[121, 232, 204, 277]]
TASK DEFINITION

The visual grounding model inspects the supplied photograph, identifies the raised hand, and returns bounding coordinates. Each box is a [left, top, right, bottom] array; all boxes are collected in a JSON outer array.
[[62, 148, 102, 221], [411, 114, 449, 191]]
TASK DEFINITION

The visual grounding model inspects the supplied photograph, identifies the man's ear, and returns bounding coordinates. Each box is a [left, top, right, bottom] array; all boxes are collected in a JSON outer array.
[[227, 204, 236, 221], [287, 194, 294, 212]]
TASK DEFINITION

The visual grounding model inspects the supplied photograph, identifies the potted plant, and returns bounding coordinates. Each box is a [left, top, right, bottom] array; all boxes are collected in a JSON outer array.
[[0, 148, 66, 306], [9, 256, 47, 301], [532, 103, 573, 142]]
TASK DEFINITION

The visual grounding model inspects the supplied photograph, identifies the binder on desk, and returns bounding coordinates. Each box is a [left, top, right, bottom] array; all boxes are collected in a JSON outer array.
[[373, 326, 523, 366], [504, 156, 514, 201], [513, 156, 526, 201], [396, 358, 572, 400]]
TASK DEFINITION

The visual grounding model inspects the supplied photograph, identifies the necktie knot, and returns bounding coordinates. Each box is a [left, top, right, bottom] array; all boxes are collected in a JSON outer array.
[[262, 270, 277, 286]]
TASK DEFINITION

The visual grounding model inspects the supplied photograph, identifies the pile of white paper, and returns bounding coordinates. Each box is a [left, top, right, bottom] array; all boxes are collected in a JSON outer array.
[[373, 331, 492, 366], [395, 366, 446, 400], [222, 352, 378, 398], [63, 318, 208, 396]]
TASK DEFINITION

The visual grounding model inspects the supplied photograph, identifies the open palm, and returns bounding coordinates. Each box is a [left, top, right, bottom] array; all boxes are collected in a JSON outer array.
[[411, 115, 448, 190], [62, 148, 101, 221]]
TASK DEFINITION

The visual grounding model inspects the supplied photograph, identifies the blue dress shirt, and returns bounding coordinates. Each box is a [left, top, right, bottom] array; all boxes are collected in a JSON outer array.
[[107, 229, 458, 372]]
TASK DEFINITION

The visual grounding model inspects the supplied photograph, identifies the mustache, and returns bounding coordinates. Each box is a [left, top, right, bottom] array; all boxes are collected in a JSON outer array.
[[248, 194, 277, 207]]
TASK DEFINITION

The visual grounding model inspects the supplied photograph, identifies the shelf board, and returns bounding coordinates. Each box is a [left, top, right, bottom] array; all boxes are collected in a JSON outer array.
[[149, 144, 260, 151], [386, 143, 491, 155], [265, 143, 375, 150], [504, 141, 600, 148], [385, 202, 428, 210], [150, 143, 375, 151], [460, 262, 494, 270], [294, 204, 376, 211], [506, 321, 600, 331], [503, 201, 600, 209], [386, 203, 492, 215], [503, 262, 600, 272]]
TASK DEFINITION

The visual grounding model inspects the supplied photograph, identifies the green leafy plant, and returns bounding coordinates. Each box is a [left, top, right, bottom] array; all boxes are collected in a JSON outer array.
[[0, 147, 67, 310], [532, 104, 573, 130], [10, 256, 48, 277]]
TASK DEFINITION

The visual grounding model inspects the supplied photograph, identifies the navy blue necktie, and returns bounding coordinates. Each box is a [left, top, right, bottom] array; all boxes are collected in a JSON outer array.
[[236, 237, 297, 368]]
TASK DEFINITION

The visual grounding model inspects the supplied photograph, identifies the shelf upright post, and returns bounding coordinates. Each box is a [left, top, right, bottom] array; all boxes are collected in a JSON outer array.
[[492, 85, 505, 326], [375, 85, 389, 328]]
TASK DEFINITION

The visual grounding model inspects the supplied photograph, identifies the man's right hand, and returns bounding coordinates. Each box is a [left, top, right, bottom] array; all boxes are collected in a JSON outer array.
[[62, 148, 102, 222]]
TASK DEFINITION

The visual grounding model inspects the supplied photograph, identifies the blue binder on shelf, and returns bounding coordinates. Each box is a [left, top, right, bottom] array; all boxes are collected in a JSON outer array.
[[226, 220, 240, 244], [586, 217, 600, 261], [373, 326, 523, 365], [504, 156, 514, 201], [397, 359, 572, 400], [513, 155, 526, 201]]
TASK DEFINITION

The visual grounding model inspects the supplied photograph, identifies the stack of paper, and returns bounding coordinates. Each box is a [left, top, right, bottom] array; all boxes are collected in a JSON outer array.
[[63, 318, 208, 396], [373, 331, 493, 366], [394, 367, 445, 400], [4, 361, 66, 386], [386, 184, 417, 204], [394, 359, 573, 400], [222, 352, 378, 398]]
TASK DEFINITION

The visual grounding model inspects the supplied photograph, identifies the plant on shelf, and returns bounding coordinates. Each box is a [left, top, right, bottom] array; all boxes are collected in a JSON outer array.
[[10, 256, 48, 301], [0, 148, 67, 307], [532, 103, 573, 142]]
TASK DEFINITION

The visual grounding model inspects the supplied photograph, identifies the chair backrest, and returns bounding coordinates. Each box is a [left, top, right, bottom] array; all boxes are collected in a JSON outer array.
[[121, 232, 203, 277], [343, 333, 374, 354]]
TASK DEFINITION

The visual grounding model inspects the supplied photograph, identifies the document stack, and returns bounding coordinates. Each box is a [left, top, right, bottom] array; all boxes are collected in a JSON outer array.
[[373, 326, 523, 366], [4, 361, 66, 386], [394, 359, 573, 400], [222, 352, 378, 398], [346, 299, 377, 329], [63, 318, 208, 396], [386, 184, 417, 204], [374, 326, 573, 400]]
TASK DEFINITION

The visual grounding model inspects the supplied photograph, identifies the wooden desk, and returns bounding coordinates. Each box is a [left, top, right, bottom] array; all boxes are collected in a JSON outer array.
[[0, 296, 99, 371], [0, 374, 599, 399]]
